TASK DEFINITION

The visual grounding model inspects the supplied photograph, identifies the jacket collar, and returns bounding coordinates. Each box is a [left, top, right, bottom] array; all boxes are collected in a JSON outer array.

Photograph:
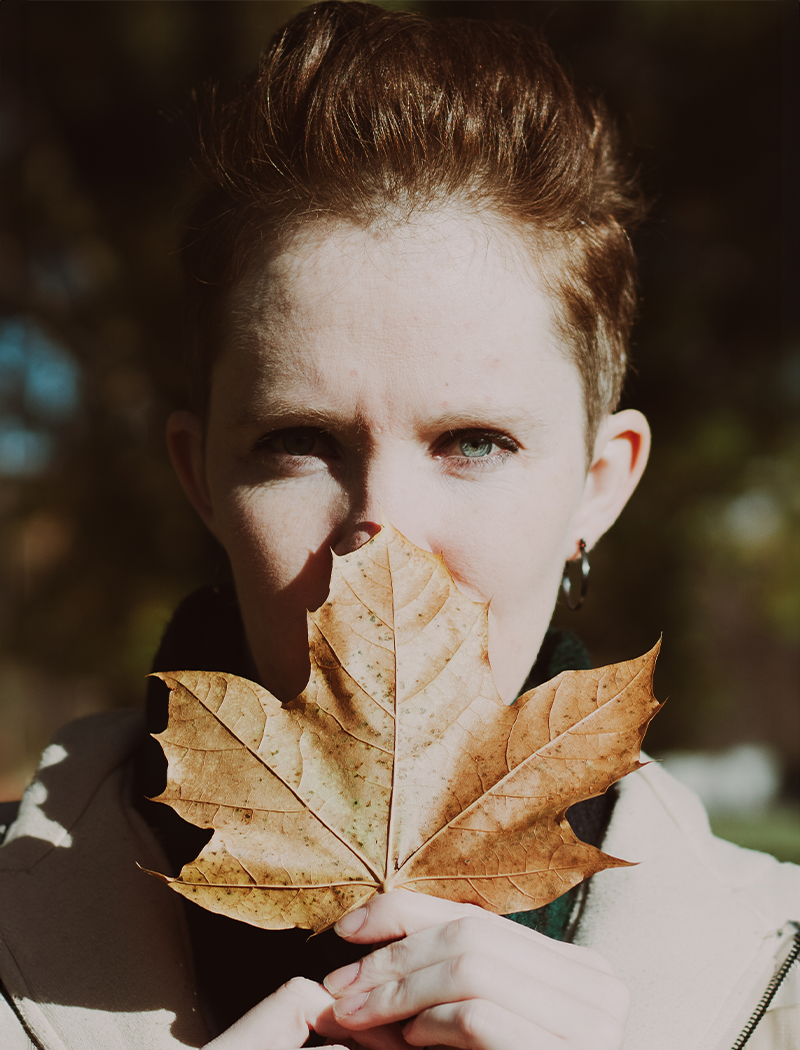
[[577, 758, 800, 1050]]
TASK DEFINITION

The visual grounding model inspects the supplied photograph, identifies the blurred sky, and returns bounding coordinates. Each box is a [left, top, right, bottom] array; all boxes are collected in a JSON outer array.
[[1, 0, 798, 800]]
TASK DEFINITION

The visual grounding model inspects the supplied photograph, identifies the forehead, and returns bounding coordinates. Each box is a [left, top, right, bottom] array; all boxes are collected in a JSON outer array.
[[228, 210, 560, 349], [266, 208, 536, 302], [213, 208, 584, 431]]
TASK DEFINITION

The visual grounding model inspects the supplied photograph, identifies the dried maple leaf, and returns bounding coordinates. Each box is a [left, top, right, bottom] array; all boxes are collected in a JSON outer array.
[[147, 522, 661, 933]]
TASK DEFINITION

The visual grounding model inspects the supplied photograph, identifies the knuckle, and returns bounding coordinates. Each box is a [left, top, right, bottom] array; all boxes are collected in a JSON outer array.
[[355, 936, 408, 984], [378, 937, 409, 976], [448, 914, 489, 951], [449, 951, 487, 995], [455, 998, 496, 1043]]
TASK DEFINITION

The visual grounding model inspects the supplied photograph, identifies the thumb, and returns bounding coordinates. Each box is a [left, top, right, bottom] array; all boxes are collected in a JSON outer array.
[[203, 976, 348, 1050]]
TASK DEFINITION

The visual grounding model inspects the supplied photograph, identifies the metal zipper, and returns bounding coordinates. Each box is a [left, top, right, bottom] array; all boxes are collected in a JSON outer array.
[[731, 926, 800, 1049]]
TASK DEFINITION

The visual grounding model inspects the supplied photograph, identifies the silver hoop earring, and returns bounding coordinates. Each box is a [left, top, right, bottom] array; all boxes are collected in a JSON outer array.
[[561, 539, 589, 611]]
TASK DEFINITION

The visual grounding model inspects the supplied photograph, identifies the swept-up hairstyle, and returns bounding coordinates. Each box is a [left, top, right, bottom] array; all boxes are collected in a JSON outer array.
[[182, 0, 643, 446]]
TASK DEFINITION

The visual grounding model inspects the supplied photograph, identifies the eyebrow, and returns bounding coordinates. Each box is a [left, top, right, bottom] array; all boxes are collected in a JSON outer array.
[[229, 399, 547, 436], [229, 402, 348, 432], [422, 407, 547, 433]]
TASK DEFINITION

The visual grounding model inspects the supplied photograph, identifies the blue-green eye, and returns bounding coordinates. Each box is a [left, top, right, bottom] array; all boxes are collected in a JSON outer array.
[[433, 429, 519, 466], [459, 436, 495, 458]]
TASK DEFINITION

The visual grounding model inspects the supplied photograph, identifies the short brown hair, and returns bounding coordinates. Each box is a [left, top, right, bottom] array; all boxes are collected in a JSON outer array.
[[181, 0, 643, 445]]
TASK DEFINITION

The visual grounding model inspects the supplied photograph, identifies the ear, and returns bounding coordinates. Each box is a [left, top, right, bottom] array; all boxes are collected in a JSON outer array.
[[166, 410, 216, 533], [569, 409, 651, 556]]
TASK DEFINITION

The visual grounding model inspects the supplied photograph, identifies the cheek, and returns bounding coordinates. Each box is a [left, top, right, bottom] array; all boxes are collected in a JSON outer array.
[[433, 468, 583, 615], [211, 484, 335, 597]]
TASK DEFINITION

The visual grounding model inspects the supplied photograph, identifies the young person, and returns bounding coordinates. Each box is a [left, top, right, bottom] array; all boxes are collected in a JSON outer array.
[[1, 4, 797, 1049]]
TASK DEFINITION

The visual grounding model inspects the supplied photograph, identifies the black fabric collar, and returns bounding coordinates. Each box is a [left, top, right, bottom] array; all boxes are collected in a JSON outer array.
[[135, 585, 616, 1037]]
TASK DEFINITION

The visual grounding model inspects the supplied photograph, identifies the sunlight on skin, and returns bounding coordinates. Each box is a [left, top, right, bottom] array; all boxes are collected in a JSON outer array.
[[170, 206, 648, 1050], [168, 206, 649, 707]]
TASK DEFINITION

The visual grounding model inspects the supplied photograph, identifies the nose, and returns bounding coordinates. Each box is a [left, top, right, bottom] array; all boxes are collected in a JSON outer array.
[[329, 455, 435, 557], [332, 520, 381, 556]]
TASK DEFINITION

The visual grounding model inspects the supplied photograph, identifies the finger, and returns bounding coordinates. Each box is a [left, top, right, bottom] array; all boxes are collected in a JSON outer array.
[[406, 999, 627, 1050], [330, 953, 621, 1041], [314, 1012, 411, 1050], [330, 906, 619, 1008], [335, 889, 606, 967], [403, 1000, 565, 1050], [327, 913, 618, 1005], [203, 976, 340, 1049]]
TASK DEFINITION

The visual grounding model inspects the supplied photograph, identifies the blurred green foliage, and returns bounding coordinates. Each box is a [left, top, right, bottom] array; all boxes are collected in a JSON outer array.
[[710, 806, 800, 866], [1, 1, 798, 802]]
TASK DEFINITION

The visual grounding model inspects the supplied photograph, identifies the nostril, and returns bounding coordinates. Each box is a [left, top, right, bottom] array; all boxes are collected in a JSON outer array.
[[331, 520, 381, 557]]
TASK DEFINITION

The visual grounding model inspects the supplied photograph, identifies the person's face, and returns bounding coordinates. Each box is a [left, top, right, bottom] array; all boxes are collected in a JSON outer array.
[[169, 209, 648, 702]]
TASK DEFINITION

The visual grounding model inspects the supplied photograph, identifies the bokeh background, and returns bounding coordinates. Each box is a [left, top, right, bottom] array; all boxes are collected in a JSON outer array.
[[1, 1, 798, 857]]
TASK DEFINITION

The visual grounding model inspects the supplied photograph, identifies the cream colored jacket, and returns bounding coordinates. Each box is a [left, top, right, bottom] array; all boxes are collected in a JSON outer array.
[[1, 711, 798, 1050]]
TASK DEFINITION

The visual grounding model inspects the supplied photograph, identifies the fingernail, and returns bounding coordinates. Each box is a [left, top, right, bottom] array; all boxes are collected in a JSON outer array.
[[334, 907, 367, 937], [323, 961, 360, 994], [333, 991, 369, 1017]]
